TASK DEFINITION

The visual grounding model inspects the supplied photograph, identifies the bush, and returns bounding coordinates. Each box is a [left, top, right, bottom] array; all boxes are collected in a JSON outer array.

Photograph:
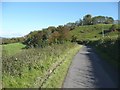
[[88, 37, 120, 68], [2, 42, 80, 88], [109, 24, 117, 31]]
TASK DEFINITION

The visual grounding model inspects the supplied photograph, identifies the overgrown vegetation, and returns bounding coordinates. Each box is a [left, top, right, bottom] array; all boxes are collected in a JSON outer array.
[[2, 42, 81, 88], [23, 26, 71, 48], [70, 23, 120, 67], [2, 37, 25, 44], [71, 24, 120, 41], [2, 14, 120, 88], [40, 45, 82, 88], [87, 37, 120, 68], [1, 14, 116, 45]]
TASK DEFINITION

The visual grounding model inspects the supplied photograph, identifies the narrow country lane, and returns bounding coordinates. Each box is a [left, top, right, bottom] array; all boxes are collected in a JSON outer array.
[[63, 46, 118, 88]]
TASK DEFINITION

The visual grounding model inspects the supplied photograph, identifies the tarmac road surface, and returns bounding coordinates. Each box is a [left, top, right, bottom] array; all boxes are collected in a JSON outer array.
[[63, 45, 118, 88]]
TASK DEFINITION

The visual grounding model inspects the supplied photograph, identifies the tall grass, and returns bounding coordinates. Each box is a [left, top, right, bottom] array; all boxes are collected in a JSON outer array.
[[41, 45, 82, 88], [2, 42, 81, 88]]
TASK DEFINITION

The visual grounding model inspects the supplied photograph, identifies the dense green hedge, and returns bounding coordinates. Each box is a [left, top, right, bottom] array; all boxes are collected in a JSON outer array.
[[88, 37, 120, 68]]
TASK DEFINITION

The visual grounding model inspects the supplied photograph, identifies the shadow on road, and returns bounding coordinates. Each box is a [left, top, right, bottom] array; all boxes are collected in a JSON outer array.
[[81, 46, 119, 88]]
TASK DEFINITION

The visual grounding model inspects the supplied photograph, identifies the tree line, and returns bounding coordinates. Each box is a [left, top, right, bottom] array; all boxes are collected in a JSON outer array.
[[23, 25, 71, 48], [65, 14, 114, 28], [2, 37, 25, 44], [1, 14, 116, 46]]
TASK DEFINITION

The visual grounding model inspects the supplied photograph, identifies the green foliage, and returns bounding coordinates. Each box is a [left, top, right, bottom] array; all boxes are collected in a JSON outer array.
[[75, 19, 83, 26], [70, 24, 119, 41], [65, 14, 114, 28], [2, 14, 118, 88], [92, 16, 114, 24], [2, 42, 81, 88], [71, 35, 78, 42], [2, 43, 26, 56], [105, 17, 114, 24], [83, 14, 92, 25], [24, 25, 70, 48], [92, 16, 106, 24], [41, 45, 82, 88], [109, 24, 117, 31], [88, 37, 120, 68], [2, 37, 25, 44], [65, 22, 76, 30], [69, 23, 119, 68]]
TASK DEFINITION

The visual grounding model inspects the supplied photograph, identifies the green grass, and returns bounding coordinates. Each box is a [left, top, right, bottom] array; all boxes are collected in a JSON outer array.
[[2, 24, 120, 88], [70, 24, 119, 40], [2, 43, 26, 56], [2, 42, 81, 88], [70, 24, 119, 68], [41, 45, 82, 88]]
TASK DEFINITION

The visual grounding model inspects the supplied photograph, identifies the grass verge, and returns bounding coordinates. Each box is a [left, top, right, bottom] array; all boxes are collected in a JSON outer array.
[[41, 44, 82, 88], [2, 42, 81, 88]]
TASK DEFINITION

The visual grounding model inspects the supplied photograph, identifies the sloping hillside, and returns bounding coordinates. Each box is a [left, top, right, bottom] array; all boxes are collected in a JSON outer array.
[[70, 24, 119, 41], [70, 24, 120, 68]]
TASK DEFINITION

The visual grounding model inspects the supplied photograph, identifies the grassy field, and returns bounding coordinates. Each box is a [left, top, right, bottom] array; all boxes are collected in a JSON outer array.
[[2, 43, 26, 56], [2, 42, 81, 88], [71, 24, 119, 40]]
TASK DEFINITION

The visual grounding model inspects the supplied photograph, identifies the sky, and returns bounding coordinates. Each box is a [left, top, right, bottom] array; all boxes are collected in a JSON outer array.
[[1, 2, 118, 38]]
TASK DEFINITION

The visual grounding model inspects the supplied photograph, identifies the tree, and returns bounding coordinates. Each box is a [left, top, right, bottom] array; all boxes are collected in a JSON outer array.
[[79, 19, 83, 26], [47, 26, 56, 33], [57, 26, 70, 43], [65, 22, 76, 30], [71, 35, 77, 42], [92, 16, 106, 24], [49, 31, 60, 44], [75, 19, 83, 26], [83, 14, 92, 25], [105, 17, 114, 24]]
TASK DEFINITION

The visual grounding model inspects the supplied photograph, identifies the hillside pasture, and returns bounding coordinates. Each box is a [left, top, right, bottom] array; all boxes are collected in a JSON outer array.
[[71, 24, 119, 41], [2, 43, 26, 56]]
